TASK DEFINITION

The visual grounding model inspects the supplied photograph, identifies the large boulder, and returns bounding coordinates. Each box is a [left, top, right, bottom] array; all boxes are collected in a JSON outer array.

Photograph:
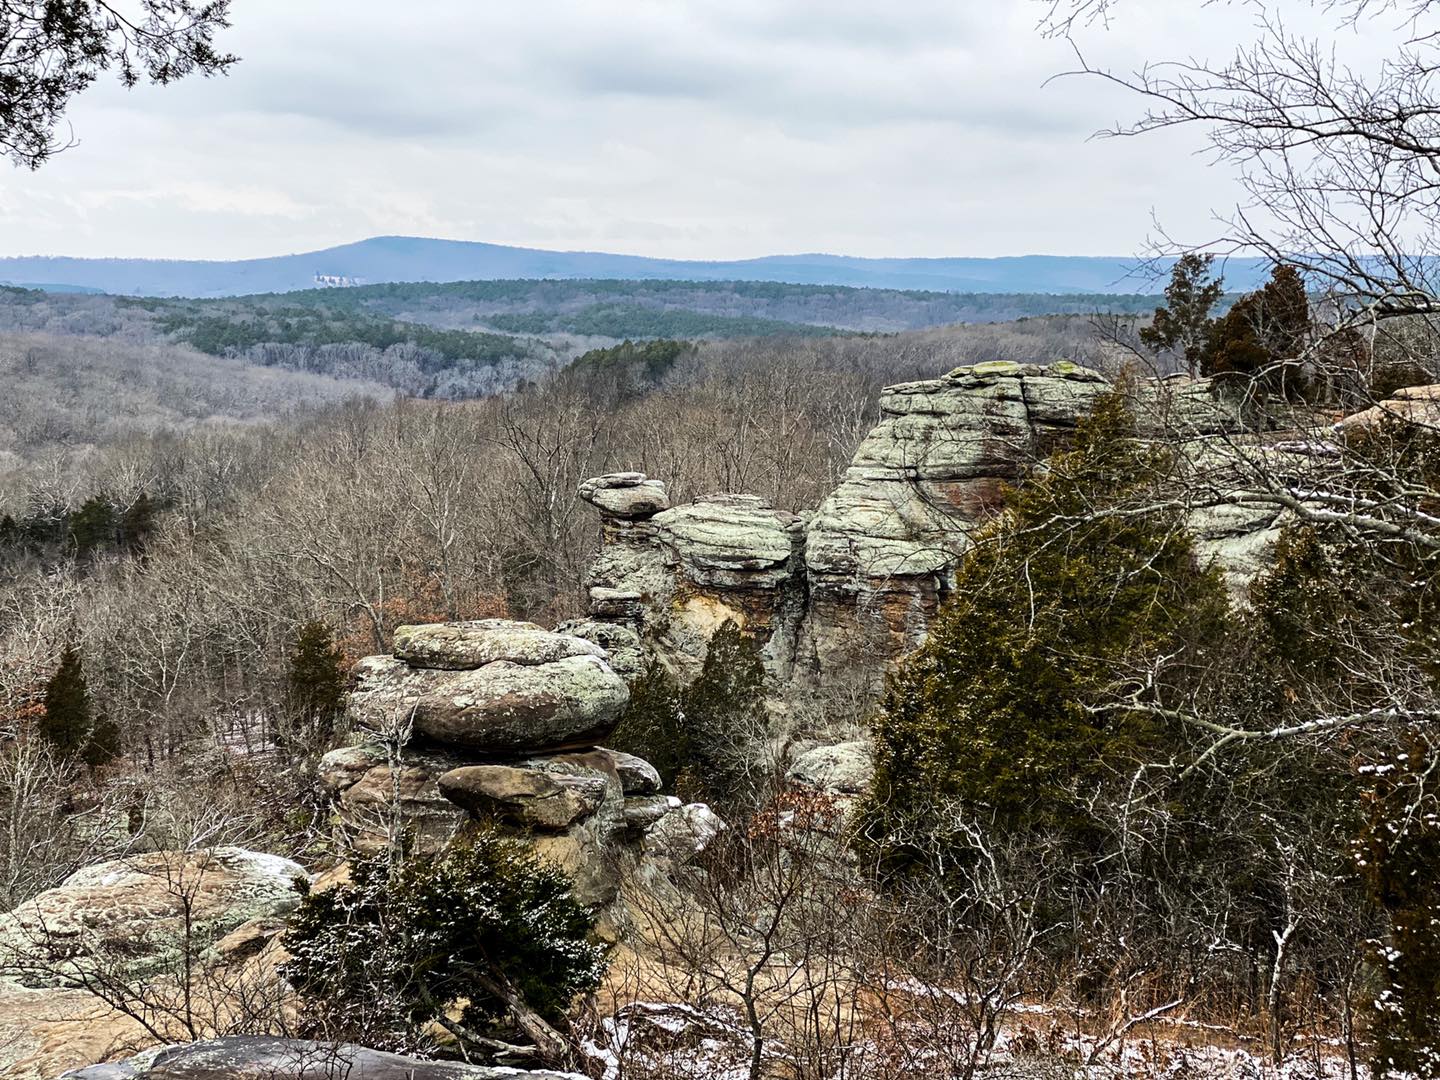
[[579, 473, 670, 520], [786, 741, 874, 796], [392, 620, 604, 671], [411, 653, 629, 754], [59, 1036, 585, 1079], [797, 361, 1111, 680], [0, 848, 306, 989]]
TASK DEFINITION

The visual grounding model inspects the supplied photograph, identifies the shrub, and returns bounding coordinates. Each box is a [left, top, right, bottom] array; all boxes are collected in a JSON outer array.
[[283, 830, 607, 1056]]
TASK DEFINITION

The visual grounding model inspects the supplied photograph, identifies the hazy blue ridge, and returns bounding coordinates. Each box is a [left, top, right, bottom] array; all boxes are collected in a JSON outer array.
[[0, 236, 1275, 298]]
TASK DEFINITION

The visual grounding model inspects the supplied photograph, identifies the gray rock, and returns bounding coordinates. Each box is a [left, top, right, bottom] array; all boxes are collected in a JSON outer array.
[[622, 795, 674, 830], [316, 744, 384, 795], [0, 849, 306, 989], [59, 1036, 585, 1079], [412, 654, 629, 754], [644, 802, 725, 863], [553, 620, 645, 680], [607, 749, 662, 795], [437, 765, 605, 830], [393, 619, 604, 671], [786, 741, 874, 796], [579, 473, 670, 520]]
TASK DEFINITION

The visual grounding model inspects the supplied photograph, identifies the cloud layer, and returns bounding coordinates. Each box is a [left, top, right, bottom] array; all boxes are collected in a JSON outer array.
[[0, 1, 1300, 260]]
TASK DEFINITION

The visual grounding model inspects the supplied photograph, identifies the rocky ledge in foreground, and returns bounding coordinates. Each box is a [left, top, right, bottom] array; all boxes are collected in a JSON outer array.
[[61, 1035, 585, 1079]]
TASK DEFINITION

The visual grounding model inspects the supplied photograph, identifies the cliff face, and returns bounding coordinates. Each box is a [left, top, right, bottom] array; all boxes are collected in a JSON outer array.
[[578, 361, 1115, 687]]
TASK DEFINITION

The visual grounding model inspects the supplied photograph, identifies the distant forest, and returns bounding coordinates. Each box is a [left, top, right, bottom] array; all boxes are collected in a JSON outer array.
[[0, 278, 1167, 401]]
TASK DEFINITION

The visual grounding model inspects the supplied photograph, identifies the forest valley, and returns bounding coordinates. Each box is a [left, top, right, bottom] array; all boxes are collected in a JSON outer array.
[[0, 252, 1437, 1080]]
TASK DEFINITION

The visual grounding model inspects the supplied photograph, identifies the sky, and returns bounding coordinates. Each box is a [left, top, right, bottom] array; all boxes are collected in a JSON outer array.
[[0, 1, 1348, 261]]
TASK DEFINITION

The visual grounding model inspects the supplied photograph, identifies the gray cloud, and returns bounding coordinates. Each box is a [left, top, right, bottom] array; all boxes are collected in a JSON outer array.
[[0, 0, 1275, 260]]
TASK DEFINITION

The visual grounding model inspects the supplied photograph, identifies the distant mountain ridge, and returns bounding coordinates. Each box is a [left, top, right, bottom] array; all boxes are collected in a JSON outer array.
[[0, 236, 1274, 299]]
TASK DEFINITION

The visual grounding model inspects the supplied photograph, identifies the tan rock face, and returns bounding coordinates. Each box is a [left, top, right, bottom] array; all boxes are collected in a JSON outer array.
[[437, 765, 604, 830]]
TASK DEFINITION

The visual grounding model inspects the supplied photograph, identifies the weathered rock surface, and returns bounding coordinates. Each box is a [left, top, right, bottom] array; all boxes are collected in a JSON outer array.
[[326, 626, 682, 911], [59, 1036, 584, 1079], [786, 741, 874, 796], [0, 848, 306, 988], [437, 764, 605, 829], [579, 473, 670, 519], [411, 653, 629, 754], [797, 361, 1111, 679], [643, 802, 725, 863], [1336, 383, 1440, 432], [393, 619, 604, 671]]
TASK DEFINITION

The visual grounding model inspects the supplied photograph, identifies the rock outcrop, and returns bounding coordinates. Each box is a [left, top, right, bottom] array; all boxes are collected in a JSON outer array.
[[577, 363, 1318, 689], [60, 1036, 584, 1079], [1335, 383, 1440, 432], [322, 619, 711, 908], [0, 849, 306, 1080], [579, 480, 808, 679]]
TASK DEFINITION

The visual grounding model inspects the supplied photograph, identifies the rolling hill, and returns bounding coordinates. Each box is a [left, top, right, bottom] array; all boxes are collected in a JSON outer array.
[[0, 236, 1275, 298]]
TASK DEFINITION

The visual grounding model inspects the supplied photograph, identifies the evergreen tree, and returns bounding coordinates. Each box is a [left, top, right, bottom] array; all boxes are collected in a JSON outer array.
[[859, 393, 1232, 852], [1202, 263, 1311, 396], [1139, 252, 1226, 376], [284, 831, 606, 1058], [40, 645, 93, 759], [82, 712, 123, 768], [285, 620, 347, 745], [119, 492, 158, 555], [67, 496, 117, 559]]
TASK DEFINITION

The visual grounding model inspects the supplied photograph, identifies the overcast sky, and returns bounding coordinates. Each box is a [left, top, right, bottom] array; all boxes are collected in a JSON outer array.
[[0, 1, 1347, 261]]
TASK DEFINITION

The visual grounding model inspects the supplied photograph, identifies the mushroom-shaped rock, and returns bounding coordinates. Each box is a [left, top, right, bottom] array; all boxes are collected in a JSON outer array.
[[438, 764, 605, 830], [607, 749, 663, 795], [393, 619, 604, 671], [579, 473, 671, 519], [412, 654, 629, 754]]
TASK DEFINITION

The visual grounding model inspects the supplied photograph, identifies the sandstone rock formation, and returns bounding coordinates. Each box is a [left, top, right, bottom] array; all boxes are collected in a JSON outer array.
[[322, 619, 711, 908], [1335, 382, 1440, 432], [60, 1036, 585, 1079], [786, 741, 874, 797], [0, 847, 306, 988], [579, 362, 1114, 684], [578, 479, 808, 680], [0, 849, 306, 1080]]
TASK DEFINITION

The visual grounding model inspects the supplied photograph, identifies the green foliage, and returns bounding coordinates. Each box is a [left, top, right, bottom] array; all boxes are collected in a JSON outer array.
[[564, 338, 695, 388], [609, 620, 767, 804], [681, 620, 768, 804], [1202, 264, 1311, 396], [483, 303, 842, 340], [40, 645, 94, 760], [284, 620, 347, 745], [1140, 252, 1226, 376], [609, 660, 686, 787], [0, 491, 161, 564], [860, 393, 1231, 846], [283, 833, 606, 1050]]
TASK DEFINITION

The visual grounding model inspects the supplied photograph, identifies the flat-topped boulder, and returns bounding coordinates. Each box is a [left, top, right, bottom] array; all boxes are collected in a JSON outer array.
[[652, 494, 804, 589], [393, 619, 605, 670], [0, 848, 306, 989], [346, 621, 629, 754], [579, 473, 670, 520], [437, 764, 606, 830]]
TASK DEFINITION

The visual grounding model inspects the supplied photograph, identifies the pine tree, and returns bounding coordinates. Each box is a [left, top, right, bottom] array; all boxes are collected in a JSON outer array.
[[1139, 252, 1226, 376], [859, 393, 1232, 853], [285, 620, 347, 745], [40, 645, 93, 759], [119, 492, 158, 555]]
